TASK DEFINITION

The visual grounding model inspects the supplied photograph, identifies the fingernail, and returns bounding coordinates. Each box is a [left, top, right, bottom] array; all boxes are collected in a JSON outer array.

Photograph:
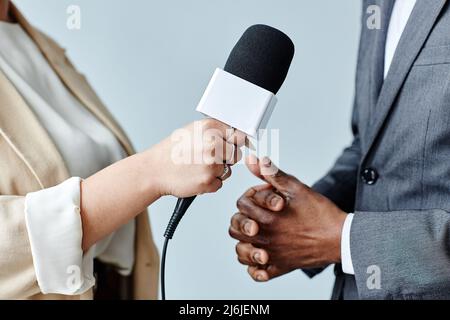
[[271, 195, 281, 207], [256, 274, 264, 281], [244, 221, 252, 235], [253, 252, 262, 264]]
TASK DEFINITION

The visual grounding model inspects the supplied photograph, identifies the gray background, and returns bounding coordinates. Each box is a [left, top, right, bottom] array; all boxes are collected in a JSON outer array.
[[15, 0, 361, 299]]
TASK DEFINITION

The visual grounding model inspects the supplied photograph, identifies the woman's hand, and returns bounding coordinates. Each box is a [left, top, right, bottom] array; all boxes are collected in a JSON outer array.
[[149, 119, 245, 198], [80, 118, 246, 250]]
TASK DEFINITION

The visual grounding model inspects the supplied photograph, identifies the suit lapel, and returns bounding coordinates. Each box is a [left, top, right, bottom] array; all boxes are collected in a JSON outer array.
[[362, 0, 447, 163], [11, 3, 135, 156]]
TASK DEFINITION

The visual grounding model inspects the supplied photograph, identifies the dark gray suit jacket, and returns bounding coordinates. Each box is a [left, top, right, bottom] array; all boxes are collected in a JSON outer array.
[[308, 0, 450, 299]]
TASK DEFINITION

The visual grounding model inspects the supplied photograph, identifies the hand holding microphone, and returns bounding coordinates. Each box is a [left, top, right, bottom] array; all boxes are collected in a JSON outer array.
[[78, 118, 243, 251], [151, 118, 246, 198]]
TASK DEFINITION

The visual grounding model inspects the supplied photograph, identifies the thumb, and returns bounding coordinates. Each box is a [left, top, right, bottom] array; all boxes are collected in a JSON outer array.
[[245, 154, 264, 180], [245, 155, 291, 192]]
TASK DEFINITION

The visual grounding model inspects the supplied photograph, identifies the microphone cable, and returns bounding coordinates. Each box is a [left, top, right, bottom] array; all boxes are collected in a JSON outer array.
[[160, 144, 232, 299], [161, 195, 196, 300], [160, 237, 169, 300]]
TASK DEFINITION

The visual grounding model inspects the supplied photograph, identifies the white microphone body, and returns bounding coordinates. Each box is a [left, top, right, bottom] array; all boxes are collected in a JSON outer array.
[[196, 68, 278, 138]]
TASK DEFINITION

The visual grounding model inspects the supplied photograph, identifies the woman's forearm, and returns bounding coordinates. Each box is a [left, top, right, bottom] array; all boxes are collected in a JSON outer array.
[[80, 150, 161, 251], [79, 119, 245, 251]]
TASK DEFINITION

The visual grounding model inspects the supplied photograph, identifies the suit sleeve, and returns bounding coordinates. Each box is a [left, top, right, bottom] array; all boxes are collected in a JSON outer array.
[[350, 209, 450, 299], [0, 196, 40, 299]]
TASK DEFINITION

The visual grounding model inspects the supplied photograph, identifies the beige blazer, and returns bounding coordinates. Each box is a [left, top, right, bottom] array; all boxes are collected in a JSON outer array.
[[0, 4, 159, 299]]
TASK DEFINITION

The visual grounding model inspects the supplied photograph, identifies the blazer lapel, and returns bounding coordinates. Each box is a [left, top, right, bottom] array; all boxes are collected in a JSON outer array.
[[11, 4, 135, 156], [0, 4, 136, 189], [362, 0, 447, 163], [0, 71, 70, 189]]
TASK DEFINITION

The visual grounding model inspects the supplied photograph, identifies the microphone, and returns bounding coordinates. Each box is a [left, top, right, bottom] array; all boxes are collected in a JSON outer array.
[[161, 24, 294, 300], [164, 24, 295, 241]]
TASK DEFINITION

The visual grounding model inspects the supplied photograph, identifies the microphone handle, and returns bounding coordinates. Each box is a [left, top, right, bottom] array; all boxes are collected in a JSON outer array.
[[164, 196, 197, 239]]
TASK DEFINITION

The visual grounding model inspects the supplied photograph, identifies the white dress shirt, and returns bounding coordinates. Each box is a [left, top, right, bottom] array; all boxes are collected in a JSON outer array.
[[0, 22, 135, 294], [341, 0, 417, 275]]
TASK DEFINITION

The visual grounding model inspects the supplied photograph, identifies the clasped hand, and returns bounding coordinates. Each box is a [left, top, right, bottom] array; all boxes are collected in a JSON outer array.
[[229, 155, 347, 282]]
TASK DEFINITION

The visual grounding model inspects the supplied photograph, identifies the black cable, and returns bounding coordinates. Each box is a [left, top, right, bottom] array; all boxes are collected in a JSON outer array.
[[161, 237, 169, 300], [161, 196, 196, 300]]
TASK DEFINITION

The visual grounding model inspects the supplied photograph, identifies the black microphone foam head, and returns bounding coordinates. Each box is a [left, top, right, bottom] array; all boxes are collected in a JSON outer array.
[[224, 24, 295, 94]]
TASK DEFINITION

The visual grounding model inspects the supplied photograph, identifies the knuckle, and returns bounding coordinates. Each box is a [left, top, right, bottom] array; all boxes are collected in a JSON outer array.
[[235, 243, 240, 255], [203, 118, 216, 129], [201, 167, 213, 180], [228, 227, 236, 238], [202, 150, 215, 164], [293, 177, 306, 190], [238, 188, 257, 207], [295, 185, 309, 199], [293, 180, 303, 191], [214, 180, 223, 191], [201, 155, 213, 166], [264, 192, 274, 207], [200, 175, 211, 186], [274, 170, 284, 179], [202, 140, 214, 152], [236, 196, 251, 212], [236, 196, 246, 210], [260, 214, 274, 225], [230, 213, 239, 226], [266, 265, 277, 278], [229, 226, 242, 240], [207, 170, 218, 181]]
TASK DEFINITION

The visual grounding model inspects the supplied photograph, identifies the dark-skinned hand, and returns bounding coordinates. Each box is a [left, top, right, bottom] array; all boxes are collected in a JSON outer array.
[[229, 155, 347, 282]]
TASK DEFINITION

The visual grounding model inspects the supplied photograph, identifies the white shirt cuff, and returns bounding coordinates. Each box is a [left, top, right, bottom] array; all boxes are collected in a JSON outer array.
[[24, 177, 95, 295], [341, 213, 355, 275]]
